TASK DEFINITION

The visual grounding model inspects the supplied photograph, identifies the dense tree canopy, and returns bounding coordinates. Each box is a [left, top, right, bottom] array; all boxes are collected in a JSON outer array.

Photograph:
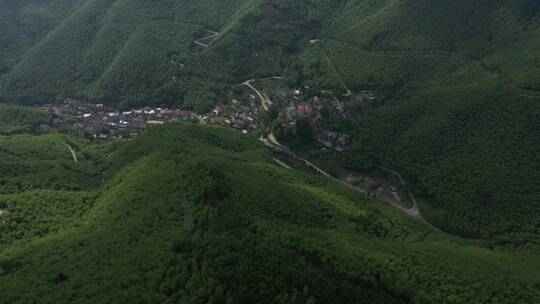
[[0, 123, 539, 303]]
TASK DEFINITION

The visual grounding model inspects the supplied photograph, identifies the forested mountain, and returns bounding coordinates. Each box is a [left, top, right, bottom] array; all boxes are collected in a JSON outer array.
[[0, 1, 539, 300], [0, 0, 249, 104], [2, 0, 539, 104], [0, 123, 539, 303]]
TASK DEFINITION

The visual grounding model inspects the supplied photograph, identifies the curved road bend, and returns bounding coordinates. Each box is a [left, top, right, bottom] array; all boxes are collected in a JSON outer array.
[[240, 77, 282, 111]]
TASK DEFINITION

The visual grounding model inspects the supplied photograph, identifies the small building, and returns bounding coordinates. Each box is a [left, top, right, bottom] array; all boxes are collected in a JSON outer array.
[[147, 120, 165, 126], [213, 104, 224, 116], [175, 110, 192, 121]]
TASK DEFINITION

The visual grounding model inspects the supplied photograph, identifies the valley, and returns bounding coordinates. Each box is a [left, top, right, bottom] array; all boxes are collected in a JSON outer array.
[[0, 0, 539, 303]]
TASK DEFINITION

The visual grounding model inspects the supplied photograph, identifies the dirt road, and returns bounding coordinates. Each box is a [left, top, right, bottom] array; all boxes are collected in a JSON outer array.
[[68, 145, 78, 162], [380, 167, 422, 219], [194, 30, 218, 47]]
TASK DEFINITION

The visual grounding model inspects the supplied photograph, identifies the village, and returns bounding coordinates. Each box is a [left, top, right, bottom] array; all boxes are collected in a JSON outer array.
[[35, 82, 378, 152], [37, 99, 194, 140], [32, 86, 415, 220], [206, 82, 370, 152]]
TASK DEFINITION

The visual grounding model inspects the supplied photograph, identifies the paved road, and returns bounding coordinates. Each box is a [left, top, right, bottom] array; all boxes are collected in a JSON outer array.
[[240, 76, 282, 111], [241, 80, 269, 111]]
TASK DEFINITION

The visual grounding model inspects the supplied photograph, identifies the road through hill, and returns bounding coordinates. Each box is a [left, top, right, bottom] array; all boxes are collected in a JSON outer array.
[[240, 77, 282, 111], [262, 135, 424, 220], [246, 75, 423, 220]]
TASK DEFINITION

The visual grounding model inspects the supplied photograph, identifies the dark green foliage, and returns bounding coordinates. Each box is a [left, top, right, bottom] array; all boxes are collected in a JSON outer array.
[[0, 0, 539, 283], [0, 190, 96, 245], [0, 0, 248, 104], [0, 134, 107, 193], [0, 104, 52, 134], [0, 124, 539, 303]]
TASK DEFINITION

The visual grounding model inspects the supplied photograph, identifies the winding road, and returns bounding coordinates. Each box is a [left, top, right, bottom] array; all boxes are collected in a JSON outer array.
[[240, 77, 282, 111], [194, 30, 218, 48], [262, 134, 424, 220], [245, 76, 423, 220], [380, 167, 422, 219]]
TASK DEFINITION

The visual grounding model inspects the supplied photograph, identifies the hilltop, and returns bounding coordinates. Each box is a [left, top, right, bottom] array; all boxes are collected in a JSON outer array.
[[0, 123, 539, 304]]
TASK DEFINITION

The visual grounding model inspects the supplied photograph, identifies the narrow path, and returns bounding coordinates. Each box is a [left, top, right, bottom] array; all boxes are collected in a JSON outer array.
[[68, 145, 78, 162]]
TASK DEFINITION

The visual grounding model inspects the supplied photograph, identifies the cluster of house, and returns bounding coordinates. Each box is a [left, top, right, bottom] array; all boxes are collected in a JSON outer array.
[[40, 99, 193, 140], [37, 87, 361, 150], [210, 96, 263, 135], [276, 89, 351, 151]]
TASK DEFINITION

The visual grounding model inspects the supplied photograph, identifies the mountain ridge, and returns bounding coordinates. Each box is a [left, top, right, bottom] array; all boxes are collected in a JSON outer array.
[[0, 123, 539, 303]]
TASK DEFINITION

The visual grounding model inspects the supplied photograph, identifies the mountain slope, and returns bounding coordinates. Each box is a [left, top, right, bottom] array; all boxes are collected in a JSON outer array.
[[0, 124, 539, 303], [0, 0, 539, 241], [0, 0, 249, 103]]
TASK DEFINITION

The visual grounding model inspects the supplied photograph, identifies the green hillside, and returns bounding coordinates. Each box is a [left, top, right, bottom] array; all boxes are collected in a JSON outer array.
[[306, 0, 540, 240], [0, 124, 539, 304], [0, 0, 539, 260], [0, 0, 249, 104], [0, 104, 52, 134]]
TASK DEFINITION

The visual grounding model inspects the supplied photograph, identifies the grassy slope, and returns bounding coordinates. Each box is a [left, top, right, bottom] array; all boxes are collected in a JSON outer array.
[[0, 124, 539, 304]]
